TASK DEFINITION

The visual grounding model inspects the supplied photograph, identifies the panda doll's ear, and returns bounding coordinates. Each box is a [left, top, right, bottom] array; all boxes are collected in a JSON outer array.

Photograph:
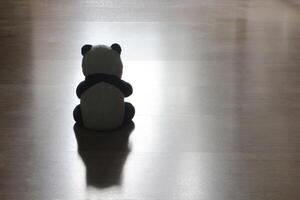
[[81, 44, 92, 56], [111, 43, 121, 54]]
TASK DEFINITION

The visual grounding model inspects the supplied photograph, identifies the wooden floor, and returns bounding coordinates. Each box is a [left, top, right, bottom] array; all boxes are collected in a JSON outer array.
[[1, 0, 300, 199]]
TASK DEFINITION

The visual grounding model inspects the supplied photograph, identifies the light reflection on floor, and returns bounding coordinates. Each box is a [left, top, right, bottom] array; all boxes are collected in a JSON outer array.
[[5, 0, 299, 199]]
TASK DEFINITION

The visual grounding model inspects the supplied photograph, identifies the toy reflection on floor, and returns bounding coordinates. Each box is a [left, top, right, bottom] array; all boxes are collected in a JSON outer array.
[[73, 121, 135, 188], [73, 43, 135, 131]]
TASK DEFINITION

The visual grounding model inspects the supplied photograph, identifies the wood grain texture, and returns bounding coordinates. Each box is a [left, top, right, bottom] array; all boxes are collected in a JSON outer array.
[[0, 0, 300, 199]]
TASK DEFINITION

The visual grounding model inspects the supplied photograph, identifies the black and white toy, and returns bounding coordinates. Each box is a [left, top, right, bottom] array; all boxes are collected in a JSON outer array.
[[73, 43, 135, 131]]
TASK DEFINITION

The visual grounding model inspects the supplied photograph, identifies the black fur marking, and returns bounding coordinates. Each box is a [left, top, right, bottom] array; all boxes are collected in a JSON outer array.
[[123, 102, 135, 125], [111, 43, 121, 54], [73, 105, 83, 124], [81, 44, 92, 56], [76, 73, 132, 98]]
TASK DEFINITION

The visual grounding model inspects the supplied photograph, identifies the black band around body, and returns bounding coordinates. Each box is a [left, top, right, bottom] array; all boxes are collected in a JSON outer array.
[[76, 73, 133, 98]]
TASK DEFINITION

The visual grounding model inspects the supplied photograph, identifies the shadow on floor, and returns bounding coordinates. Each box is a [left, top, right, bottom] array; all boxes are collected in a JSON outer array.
[[73, 122, 135, 188]]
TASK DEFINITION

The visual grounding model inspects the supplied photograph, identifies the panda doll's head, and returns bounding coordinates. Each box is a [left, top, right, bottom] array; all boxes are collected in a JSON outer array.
[[81, 43, 123, 78]]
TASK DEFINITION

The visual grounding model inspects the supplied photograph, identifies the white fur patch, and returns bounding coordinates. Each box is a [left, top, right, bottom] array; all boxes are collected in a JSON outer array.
[[82, 45, 123, 78], [81, 82, 125, 130]]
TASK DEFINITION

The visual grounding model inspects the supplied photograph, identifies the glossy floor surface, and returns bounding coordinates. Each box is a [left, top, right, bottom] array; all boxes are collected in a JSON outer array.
[[1, 0, 300, 199]]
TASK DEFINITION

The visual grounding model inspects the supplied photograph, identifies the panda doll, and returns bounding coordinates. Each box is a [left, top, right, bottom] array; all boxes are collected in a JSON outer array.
[[73, 43, 135, 131]]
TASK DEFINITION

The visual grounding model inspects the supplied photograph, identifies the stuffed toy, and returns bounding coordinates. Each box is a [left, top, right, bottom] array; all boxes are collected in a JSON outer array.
[[73, 43, 135, 131]]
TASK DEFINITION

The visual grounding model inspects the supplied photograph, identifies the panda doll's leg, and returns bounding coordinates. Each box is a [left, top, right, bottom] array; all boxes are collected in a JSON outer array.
[[73, 105, 83, 124], [123, 102, 135, 125]]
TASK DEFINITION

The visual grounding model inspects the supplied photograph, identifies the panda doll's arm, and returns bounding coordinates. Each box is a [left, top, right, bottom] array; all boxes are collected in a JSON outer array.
[[118, 80, 133, 97], [76, 81, 86, 98]]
